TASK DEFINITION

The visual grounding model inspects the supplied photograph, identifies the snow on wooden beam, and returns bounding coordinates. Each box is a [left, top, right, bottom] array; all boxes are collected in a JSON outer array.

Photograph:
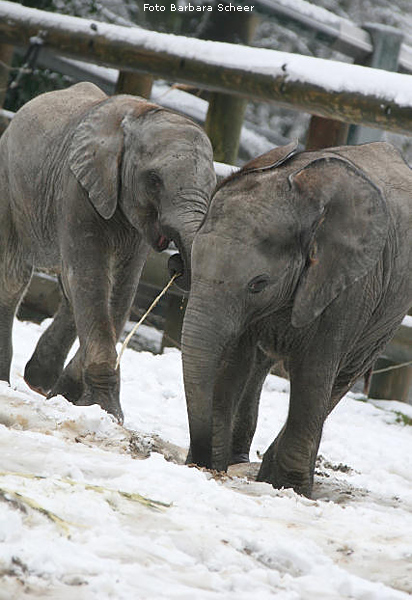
[[245, 0, 373, 61], [1, 1, 412, 135]]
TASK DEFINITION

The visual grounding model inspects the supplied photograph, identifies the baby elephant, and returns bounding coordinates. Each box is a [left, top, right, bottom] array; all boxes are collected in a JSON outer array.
[[181, 140, 412, 497], [0, 82, 215, 423]]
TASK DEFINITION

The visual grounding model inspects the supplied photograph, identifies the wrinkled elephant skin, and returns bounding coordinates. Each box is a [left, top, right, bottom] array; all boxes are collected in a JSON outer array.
[[182, 141, 412, 497]]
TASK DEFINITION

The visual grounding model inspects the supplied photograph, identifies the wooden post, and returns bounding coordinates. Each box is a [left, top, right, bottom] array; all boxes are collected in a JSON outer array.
[[306, 24, 403, 151], [369, 357, 412, 404], [305, 115, 349, 150], [201, 8, 259, 164], [205, 94, 248, 164], [115, 70, 153, 98], [348, 24, 403, 145], [369, 320, 412, 404]]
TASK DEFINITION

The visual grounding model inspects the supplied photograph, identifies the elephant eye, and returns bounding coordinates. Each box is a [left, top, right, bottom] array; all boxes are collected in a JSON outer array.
[[147, 171, 162, 189], [248, 274, 270, 294]]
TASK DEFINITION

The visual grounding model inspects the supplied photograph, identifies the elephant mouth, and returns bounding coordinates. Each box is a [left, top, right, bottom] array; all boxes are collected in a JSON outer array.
[[153, 223, 190, 291], [155, 234, 170, 252], [151, 219, 170, 252]]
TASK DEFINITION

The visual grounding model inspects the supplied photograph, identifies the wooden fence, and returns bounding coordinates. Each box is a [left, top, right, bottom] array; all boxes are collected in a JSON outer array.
[[1, 2, 412, 135]]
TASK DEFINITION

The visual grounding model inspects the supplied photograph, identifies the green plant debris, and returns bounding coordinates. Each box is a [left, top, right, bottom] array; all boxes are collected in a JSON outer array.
[[80, 482, 171, 511], [353, 395, 368, 403], [0, 486, 72, 535], [359, 400, 412, 426], [393, 411, 412, 426], [0, 471, 171, 513]]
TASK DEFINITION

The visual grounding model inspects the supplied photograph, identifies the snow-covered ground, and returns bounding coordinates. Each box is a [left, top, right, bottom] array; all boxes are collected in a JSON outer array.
[[1, 318, 412, 599]]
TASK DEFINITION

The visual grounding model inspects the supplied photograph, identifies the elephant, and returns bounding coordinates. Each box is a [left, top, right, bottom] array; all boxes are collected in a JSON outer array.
[[0, 82, 216, 423], [180, 140, 412, 497]]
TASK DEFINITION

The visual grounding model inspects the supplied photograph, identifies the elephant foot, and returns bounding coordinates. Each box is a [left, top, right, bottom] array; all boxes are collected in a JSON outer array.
[[79, 363, 124, 425], [48, 362, 123, 423], [24, 355, 63, 397], [229, 453, 250, 465], [47, 368, 84, 404], [257, 440, 314, 498]]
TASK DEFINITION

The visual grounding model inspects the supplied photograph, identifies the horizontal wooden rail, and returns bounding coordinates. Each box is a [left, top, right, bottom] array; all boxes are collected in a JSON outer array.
[[2, 2, 412, 135], [248, 0, 372, 60], [248, 0, 412, 73]]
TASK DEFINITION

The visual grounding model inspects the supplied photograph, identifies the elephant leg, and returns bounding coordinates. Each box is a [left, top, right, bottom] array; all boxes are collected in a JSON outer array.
[[42, 240, 120, 420], [109, 246, 149, 340], [257, 350, 337, 498], [67, 277, 121, 420], [0, 221, 32, 382], [75, 245, 147, 421], [47, 353, 84, 403], [230, 345, 274, 465], [24, 282, 77, 395], [48, 286, 147, 406], [50, 239, 147, 423]]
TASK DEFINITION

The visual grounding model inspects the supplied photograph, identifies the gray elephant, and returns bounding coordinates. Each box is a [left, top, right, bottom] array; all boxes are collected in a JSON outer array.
[[0, 82, 215, 423], [180, 140, 412, 497]]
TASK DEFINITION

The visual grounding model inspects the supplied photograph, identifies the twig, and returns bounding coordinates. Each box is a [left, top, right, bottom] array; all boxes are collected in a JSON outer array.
[[0, 59, 17, 71], [116, 272, 181, 369], [372, 360, 412, 374], [128, 308, 181, 349]]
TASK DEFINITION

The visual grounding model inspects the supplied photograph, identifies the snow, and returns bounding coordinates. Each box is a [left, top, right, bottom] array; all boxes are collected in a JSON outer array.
[[214, 161, 239, 179], [3, 1, 412, 110], [260, 0, 352, 28], [0, 318, 411, 598], [0, 108, 14, 121], [402, 314, 412, 328]]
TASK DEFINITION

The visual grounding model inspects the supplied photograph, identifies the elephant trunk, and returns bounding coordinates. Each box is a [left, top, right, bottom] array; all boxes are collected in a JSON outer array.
[[181, 292, 235, 471], [168, 230, 194, 292], [164, 193, 210, 292]]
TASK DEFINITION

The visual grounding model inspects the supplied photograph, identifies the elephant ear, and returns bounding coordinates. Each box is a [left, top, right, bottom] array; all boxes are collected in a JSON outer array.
[[215, 140, 299, 195], [241, 139, 299, 173], [69, 97, 158, 219], [290, 156, 389, 328]]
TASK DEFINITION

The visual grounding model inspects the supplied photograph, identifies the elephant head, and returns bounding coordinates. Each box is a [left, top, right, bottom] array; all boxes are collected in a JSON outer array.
[[69, 95, 216, 290], [181, 142, 389, 475]]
